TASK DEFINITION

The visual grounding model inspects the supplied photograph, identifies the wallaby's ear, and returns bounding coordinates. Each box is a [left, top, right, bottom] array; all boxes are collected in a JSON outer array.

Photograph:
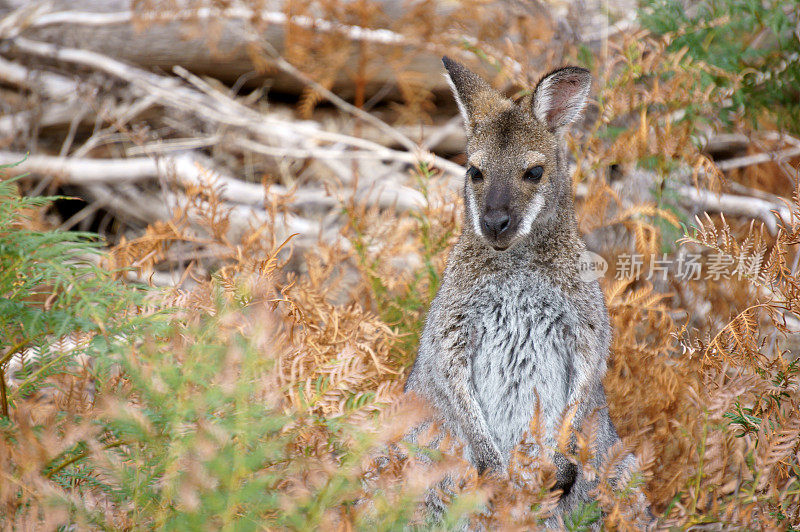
[[531, 67, 592, 132], [442, 56, 510, 130]]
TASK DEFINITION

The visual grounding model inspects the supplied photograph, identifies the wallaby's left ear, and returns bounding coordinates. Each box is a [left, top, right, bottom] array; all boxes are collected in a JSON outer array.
[[531, 67, 592, 132], [442, 56, 511, 131]]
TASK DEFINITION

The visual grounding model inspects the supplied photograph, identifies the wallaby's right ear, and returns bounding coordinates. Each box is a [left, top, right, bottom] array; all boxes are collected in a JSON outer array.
[[442, 56, 510, 131], [531, 67, 592, 133]]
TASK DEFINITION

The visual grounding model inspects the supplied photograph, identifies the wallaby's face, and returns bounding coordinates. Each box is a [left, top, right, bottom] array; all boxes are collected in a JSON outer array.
[[463, 108, 556, 251], [442, 57, 591, 251]]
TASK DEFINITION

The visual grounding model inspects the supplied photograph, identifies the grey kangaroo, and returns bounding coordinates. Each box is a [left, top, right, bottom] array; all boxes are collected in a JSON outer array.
[[405, 57, 648, 522]]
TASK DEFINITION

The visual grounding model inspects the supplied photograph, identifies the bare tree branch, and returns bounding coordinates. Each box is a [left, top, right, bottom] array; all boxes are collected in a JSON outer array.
[[6, 38, 465, 180], [0, 151, 426, 213]]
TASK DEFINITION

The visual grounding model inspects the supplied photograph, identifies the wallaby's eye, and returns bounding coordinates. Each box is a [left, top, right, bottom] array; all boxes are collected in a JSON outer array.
[[524, 166, 544, 183], [467, 166, 484, 183]]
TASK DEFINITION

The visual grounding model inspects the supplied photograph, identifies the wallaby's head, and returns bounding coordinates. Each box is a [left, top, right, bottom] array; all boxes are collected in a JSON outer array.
[[442, 56, 591, 251]]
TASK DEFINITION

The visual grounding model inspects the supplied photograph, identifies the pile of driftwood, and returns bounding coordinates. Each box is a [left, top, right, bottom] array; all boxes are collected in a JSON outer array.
[[1, 1, 799, 285], [0, 2, 475, 266]]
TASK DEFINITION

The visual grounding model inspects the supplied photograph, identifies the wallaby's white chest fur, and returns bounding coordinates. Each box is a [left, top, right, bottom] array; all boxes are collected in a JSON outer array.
[[470, 272, 577, 461]]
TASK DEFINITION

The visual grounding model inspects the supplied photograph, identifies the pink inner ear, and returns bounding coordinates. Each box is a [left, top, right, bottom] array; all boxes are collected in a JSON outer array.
[[545, 94, 573, 125], [535, 70, 590, 129], [547, 80, 583, 126]]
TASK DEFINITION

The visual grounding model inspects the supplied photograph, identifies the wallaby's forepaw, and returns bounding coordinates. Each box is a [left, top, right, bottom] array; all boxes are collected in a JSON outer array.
[[473, 439, 504, 475]]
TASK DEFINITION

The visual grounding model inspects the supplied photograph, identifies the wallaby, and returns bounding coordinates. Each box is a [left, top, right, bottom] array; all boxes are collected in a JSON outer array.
[[404, 57, 649, 523]]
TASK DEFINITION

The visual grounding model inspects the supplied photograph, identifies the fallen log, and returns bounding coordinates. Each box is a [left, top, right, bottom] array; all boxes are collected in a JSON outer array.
[[674, 185, 792, 235], [0, 0, 453, 99], [0, 151, 426, 213]]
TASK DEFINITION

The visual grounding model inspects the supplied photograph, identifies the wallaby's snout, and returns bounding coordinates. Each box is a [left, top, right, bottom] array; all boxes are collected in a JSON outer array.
[[481, 184, 514, 245], [481, 209, 511, 241]]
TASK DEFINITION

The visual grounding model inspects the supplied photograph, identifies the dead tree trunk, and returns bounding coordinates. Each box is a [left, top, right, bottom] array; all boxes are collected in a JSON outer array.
[[0, 0, 452, 99]]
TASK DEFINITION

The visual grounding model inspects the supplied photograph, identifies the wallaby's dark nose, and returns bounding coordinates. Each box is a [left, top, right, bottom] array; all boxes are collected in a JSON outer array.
[[481, 211, 511, 239]]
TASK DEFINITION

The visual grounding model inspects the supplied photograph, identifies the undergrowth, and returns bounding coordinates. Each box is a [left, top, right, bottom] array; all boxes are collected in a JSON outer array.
[[0, 165, 436, 529], [641, 0, 800, 135]]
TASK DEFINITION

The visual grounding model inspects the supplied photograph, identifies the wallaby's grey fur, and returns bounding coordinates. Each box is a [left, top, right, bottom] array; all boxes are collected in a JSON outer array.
[[404, 57, 648, 522]]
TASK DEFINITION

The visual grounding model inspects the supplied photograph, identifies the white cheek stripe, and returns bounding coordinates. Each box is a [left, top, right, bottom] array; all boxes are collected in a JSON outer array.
[[465, 184, 483, 236], [518, 195, 545, 236]]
